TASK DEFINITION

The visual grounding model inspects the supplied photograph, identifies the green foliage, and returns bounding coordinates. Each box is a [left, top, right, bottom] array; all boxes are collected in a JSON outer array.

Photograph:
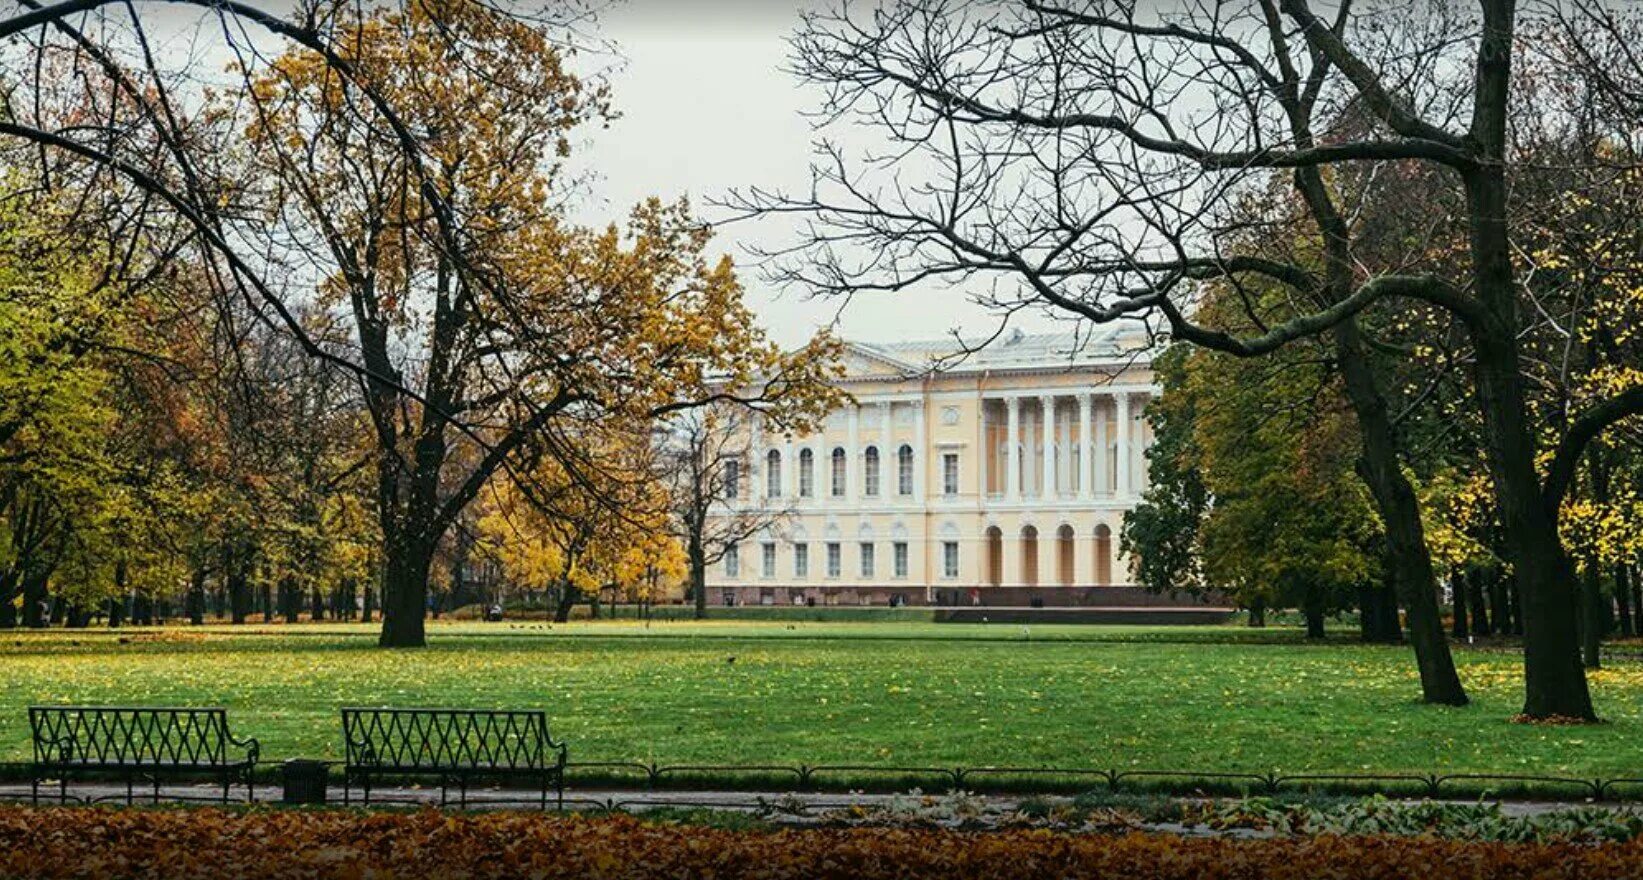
[[1187, 795, 1643, 844], [1123, 332, 1381, 617]]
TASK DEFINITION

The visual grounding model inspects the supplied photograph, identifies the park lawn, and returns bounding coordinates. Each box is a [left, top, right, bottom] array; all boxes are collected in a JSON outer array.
[[0, 620, 1639, 780]]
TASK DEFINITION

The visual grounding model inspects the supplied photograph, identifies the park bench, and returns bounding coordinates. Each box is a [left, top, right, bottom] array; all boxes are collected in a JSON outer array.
[[341, 708, 567, 808], [29, 706, 259, 805]]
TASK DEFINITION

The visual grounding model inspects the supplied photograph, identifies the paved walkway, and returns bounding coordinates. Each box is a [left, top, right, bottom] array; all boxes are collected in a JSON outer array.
[[0, 780, 1617, 821]]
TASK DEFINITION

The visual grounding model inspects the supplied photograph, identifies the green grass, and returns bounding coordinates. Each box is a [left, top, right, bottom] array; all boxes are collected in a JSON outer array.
[[2, 620, 1639, 786]]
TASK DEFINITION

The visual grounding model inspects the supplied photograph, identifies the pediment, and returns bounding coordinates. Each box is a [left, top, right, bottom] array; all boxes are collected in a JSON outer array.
[[838, 342, 919, 379]]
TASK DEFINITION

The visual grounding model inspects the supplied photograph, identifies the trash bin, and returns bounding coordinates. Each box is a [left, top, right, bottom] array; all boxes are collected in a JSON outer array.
[[282, 759, 329, 805]]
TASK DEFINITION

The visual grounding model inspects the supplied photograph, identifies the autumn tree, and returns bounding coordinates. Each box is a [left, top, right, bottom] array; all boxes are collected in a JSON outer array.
[[234, 2, 839, 646]]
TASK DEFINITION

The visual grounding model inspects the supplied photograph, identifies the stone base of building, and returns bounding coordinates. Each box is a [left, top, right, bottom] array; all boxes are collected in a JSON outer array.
[[711, 584, 1228, 611]]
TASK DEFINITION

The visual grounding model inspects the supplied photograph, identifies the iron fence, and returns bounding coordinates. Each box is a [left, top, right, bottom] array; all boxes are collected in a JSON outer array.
[[5, 759, 1641, 803]]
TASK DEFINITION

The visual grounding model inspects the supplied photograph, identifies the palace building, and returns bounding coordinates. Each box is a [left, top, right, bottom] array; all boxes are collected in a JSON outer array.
[[707, 326, 1198, 610]]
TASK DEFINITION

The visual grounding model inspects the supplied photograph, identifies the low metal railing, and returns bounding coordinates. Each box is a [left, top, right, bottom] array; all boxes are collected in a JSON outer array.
[[4, 759, 1638, 803]]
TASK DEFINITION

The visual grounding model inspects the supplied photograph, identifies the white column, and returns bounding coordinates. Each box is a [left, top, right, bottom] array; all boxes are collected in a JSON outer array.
[[1059, 404, 1072, 495], [1094, 399, 1109, 495], [751, 412, 764, 500], [1006, 397, 1021, 501], [880, 400, 893, 502], [1039, 395, 1055, 499], [978, 399, 989, 500], [1079, 393, 1093, 500], [912, 397, 926, 500], [1116, 393, 1132, 499], [847, 405, 860, 503]]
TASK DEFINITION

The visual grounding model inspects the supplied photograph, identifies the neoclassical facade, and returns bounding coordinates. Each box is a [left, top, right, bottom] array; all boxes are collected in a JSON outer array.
[[709, 328, 1161, 607]]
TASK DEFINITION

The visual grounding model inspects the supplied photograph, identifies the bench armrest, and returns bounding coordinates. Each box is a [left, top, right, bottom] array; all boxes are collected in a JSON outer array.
[[34, 733, 78, 763], [228, 733, 260, 765]]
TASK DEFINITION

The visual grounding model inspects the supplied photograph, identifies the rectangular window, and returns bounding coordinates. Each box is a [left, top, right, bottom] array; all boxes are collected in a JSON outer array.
[[761, 542, 776, 579], [826, 542, 841, 578], [893, 541, 908, 578], [859, 542, 875, 578], [725, 543, 740, 578], [943, 453, 959, 496], [794, 543, 809, 579], [724, 460, 740, 499], [942, 541, 959, 578]]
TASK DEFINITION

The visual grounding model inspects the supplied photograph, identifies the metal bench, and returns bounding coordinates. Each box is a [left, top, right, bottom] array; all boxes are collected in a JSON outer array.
[[341, 708, 567, 808], [29, 706, 259, 804]]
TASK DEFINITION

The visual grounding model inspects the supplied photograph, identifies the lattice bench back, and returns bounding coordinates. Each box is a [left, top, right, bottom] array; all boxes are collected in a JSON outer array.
[[29, 707, 255, 768], [342, 708, 559, 771]]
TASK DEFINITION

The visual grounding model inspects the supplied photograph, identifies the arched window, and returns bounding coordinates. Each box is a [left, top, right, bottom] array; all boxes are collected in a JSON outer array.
[[1020, 525, 1040, 586], [830, 447, 847, 497], [985, 526, 1003, 587], [863, 446, 880, 497], [798, 449, 814, 497], [724, 459, 740, 499], [1094, 524, 1113, 585], [766, 449, 782, 498], [1057, 524, 1075, 586], [897, 444, 914, 495]]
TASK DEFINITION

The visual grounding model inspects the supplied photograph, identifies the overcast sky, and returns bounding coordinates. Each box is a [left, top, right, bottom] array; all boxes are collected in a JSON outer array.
[[573, 0, 1055, 349]]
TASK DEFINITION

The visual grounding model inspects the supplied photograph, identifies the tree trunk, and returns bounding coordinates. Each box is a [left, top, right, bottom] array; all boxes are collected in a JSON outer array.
[[0, 599, 15, 629], [1581, 561, 1604, 669], [1489, 569, 1511, 637], [553, 585, 576, 623], [1620, 564, 1636, 638], [1333, 322, 1466, 703], [188, 566, 207, 626], [1303, 589, 1326, 640], [1247, 597, 1266, 628], [106, 596, 123, 628], [228, 567, 249, 625], [1468, 571, 1492, 636], [378, 547, 431, 647], [1463, 156, 1594, 718], [1452, 574, 1470, 639], [363, 582, 376, 624], [689, 534, 708, 621], [311, 586, 324, 622], [21, 569, 48, 628], [261, 583, 273, 623]]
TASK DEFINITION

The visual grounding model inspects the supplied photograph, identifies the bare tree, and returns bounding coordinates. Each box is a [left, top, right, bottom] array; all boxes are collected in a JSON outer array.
[[666, 406, 799, 620], [738, 0, 1643, 718]]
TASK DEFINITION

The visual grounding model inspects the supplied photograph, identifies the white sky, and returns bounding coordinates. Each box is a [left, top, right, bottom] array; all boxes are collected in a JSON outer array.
[[572, 0, 1055, 349]]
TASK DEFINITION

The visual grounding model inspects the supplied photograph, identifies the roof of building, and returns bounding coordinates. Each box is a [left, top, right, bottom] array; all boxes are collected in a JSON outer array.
[[847, 325, 1155, 377]]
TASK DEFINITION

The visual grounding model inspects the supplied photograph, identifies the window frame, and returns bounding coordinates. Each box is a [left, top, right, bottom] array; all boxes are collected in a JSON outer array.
[[863, 446, 880, 497], [798, 449, 814, 497]]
